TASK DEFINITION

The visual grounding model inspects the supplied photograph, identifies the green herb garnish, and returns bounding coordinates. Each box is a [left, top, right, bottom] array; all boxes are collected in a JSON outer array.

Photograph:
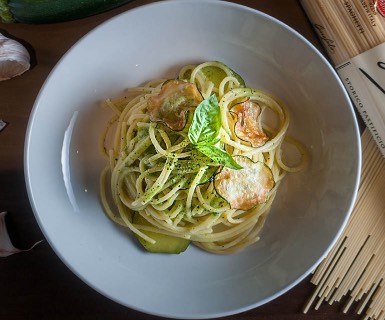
[[188, 95, 242, 170]]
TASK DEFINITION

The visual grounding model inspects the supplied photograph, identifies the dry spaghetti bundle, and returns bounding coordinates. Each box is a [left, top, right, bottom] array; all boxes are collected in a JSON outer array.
[[300, 1, 385, 319], [301, 0, 385, 156], [301, 0, 385, 64], [303, 130, 385, 319]]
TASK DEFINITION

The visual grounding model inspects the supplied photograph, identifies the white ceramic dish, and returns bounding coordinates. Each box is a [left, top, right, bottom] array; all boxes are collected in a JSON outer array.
[[24, 1, 361, 319]]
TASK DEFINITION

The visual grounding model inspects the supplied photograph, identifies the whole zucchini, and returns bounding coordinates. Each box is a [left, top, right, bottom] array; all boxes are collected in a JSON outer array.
[[0, 0, 133, 23]]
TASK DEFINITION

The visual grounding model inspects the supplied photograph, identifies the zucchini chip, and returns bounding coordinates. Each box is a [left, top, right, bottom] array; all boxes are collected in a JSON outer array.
[[214, 156, 274, 210], [148, 79, 203, 131], [231, 99, 269, 147]]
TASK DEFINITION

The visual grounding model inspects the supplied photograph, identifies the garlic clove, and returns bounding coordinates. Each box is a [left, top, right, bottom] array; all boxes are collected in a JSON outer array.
[[0, 211, 42, 257], [0, 32, 30, 81]]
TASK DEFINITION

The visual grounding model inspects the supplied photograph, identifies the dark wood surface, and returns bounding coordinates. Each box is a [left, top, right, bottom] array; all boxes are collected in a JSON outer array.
[[0, 1, 362, 319]]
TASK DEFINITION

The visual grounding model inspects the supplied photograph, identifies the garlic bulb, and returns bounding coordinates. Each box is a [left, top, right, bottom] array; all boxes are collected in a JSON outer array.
[[0, 32, 30, 81], [0, 211, 42, 257]]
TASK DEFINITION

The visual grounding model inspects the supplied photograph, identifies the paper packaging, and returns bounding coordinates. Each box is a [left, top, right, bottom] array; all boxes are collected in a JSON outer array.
[[300, 0, 385, 157]]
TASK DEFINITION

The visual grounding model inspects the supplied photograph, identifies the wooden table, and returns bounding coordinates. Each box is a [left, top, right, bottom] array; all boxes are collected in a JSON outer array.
[[0, 1, 362, 319]]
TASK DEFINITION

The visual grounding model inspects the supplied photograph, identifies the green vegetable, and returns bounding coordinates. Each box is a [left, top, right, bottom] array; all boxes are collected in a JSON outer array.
[[0, 0, 133, 23], [133, 213, 190, 254], [188, 95, 242, 170], [173, 157, 213, 174], [195, 145, 240, 170], [200, 61, 246, 87], [188, 95, 221, 145], [180, 61, 246, 88]]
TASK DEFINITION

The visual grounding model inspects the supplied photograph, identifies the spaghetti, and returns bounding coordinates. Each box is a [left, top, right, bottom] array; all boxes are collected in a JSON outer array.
[[100, 61, 305, 254], [300, 0, 385, 65]]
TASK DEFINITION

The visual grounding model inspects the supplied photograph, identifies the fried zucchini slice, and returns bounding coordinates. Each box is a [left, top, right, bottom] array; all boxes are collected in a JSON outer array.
[[147, 79, 203, 131], [214, 156, 274, 210], [230, 99, 269, 147]]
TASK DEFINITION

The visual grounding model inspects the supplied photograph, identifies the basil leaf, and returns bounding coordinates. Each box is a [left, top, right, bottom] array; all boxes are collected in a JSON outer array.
[[196, 145, 242, 170], [187, 94, 241, 170], [188, 95, 221, 145]]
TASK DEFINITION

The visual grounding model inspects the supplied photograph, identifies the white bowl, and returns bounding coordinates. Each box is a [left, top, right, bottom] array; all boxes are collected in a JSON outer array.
[[25, 0, 361, 319]]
